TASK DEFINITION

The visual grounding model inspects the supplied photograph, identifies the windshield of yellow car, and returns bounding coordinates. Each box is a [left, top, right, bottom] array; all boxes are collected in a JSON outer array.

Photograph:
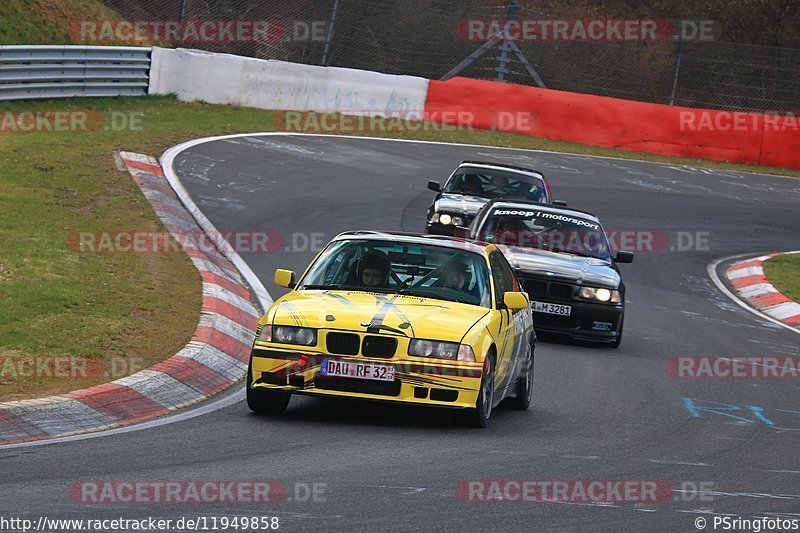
[[298, 239, 492, 308]]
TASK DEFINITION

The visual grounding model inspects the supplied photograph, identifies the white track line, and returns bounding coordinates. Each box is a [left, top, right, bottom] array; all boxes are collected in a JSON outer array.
[[160, 132, 800, 180]]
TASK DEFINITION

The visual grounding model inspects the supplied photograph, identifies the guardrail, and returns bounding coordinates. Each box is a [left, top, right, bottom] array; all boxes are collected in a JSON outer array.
[[0, 45, 151, 101]]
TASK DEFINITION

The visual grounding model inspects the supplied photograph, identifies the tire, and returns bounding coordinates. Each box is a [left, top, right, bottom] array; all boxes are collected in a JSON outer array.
[[458, 354, 495, 428], [246, 363, 291, 415], [504, 343, 533, 411]]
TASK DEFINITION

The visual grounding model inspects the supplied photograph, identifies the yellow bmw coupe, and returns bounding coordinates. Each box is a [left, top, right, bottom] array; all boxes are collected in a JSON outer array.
[[247, 231, 535, 427]]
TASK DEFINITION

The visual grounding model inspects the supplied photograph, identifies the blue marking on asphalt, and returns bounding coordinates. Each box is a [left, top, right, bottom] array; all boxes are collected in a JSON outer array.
[[681, 397, 800, 429]]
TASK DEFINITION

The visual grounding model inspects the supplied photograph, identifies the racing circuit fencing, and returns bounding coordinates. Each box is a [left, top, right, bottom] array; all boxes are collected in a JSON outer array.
[[85, 0, 800, 113], [0, 46, 151, 100]]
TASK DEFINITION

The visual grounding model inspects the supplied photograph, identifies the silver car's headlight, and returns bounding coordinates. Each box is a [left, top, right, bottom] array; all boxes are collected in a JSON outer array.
[[430, 213, 464, 226], [258, 325, 317, 346], [408, 339, 460, 360], [578, 287, 621, 303]]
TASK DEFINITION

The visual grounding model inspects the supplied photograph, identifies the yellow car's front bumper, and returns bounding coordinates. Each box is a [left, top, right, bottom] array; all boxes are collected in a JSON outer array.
[[249, 347, 483, 409]]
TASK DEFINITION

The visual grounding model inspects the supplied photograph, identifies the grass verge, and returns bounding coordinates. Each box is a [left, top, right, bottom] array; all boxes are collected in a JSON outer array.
[[1, 95, 797, 402], [763, 254, 800, 304], [0, 0, 121, 45]]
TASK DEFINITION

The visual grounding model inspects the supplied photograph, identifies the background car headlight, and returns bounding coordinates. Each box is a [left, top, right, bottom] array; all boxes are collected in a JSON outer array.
[[260, 325, 317, 346], [409, 339, 460, 360], [430, 213, 464, 226], [578, 287, 621, 303]]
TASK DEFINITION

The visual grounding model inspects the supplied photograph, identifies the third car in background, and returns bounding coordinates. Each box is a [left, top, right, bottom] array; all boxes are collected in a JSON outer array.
[[426, 161, 564, 235]]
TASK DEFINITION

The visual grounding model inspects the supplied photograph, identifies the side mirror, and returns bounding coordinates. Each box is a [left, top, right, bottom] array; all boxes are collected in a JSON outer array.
[[427, 180, 442, 192], [615, 251, 634, 264], [552, 200, 568, 207], [503, 291, 529, 310], [274, 269, 296, 288], [453, 225, 471, 239]]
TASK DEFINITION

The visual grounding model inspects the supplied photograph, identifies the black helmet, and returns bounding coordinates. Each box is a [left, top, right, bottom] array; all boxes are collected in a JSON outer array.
[[356, 251, 390, 280], [462, 174, 483, 193]]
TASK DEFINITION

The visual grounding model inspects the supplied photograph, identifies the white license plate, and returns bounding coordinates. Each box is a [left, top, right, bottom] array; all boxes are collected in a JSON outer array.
[[320, 360, 395, 382], [532, 300, 572, 316]]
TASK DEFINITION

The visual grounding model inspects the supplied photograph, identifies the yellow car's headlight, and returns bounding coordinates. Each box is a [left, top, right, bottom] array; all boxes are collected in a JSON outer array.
[[409, 339, 458, 360], [409, 339, 475, 361], [258, 325, 317, 346]]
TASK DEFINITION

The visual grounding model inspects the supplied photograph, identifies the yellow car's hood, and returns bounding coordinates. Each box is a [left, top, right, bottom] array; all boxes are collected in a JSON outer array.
[[271, 290, 490, 343]]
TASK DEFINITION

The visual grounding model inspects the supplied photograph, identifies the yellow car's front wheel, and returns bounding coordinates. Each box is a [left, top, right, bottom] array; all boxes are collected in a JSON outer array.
[[246, 363, 291, 415], [458, 354, 494, 428]]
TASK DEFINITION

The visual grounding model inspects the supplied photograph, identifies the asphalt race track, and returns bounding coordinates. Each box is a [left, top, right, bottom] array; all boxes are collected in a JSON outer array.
[[2, 134, 800, 532]]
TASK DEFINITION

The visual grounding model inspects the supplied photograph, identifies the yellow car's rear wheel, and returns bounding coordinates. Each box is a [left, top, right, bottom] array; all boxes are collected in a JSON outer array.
[[503, 343, 533, 411]]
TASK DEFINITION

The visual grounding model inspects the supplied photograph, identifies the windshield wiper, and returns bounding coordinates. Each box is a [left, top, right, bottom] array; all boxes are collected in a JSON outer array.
[[301, 284, 341, 290]]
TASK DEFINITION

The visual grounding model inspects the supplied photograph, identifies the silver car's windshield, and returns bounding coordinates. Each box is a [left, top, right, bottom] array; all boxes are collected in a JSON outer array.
[[444, 167, 546, 202]]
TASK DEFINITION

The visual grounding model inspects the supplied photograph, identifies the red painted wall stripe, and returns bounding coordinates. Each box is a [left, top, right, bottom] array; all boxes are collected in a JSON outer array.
[[747, 292, 791, 308], [424, 77, 798, 170], [124, 159, 165, 176], [203, 296, 259, 330], [65, 384, 169, 424], [202, 271, 254, 301], [151, 356, 231, 396], [0, 409, 50, 440], [193, 327, 252, 362]]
